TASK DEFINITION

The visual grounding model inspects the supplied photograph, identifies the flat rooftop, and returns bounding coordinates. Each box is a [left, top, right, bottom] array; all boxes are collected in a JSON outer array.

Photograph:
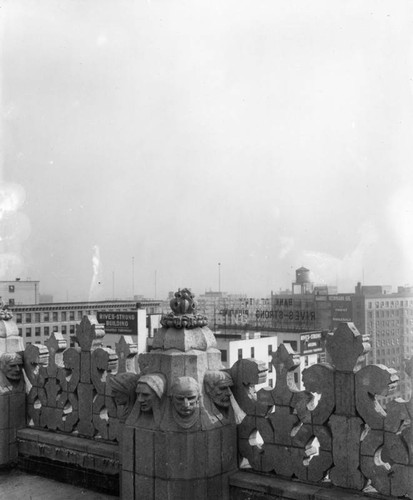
[[0, 469, 118, 500]]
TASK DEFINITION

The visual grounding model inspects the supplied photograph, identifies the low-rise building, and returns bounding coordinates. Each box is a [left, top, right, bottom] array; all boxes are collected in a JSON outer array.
[[11, 299, 162, 354]]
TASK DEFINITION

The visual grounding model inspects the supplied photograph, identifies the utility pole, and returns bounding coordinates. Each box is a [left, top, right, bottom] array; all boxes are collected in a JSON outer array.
[[132, 257, 135, 299]]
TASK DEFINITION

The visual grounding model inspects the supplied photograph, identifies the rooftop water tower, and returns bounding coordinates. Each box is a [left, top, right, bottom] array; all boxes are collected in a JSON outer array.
[[293, 266, 314, 294]]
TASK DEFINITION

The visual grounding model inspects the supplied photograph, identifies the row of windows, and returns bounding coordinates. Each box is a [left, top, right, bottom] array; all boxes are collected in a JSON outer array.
[[15, 310, 95, 324], [376, 347, 400, 355], [368, 300, 413, 309], [18, 324, 76, 337]]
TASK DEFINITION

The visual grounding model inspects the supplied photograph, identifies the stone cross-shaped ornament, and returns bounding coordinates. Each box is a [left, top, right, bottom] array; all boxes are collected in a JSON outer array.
[[233, 322, 411, 491]]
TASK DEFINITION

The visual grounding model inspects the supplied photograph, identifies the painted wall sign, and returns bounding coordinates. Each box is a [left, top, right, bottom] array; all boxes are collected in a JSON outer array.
[[97, 311, 137, 335]]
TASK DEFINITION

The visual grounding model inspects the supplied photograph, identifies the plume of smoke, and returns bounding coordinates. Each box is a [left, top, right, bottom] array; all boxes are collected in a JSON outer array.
[[88, 245, 104, 301], [0, 183, 29, 279]]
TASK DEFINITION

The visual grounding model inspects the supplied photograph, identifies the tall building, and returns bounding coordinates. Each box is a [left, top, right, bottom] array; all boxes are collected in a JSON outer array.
[[351, 284, 413, 403]]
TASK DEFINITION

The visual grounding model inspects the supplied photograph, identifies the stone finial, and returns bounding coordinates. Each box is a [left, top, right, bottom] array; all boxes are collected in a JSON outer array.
[[24, 343, 49, 387], [75, 315, 105, 351], [170, 288, 197, 315], [160, 288, 208, 329], [45, 332, 67, 378], [115, 336, 138, 374], [326, 322, 370, 372], [272, 342, 300, 406]]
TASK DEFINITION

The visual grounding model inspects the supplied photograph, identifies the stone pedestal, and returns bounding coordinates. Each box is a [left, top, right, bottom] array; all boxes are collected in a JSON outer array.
[[0, 315, 26, 467], [121, 289, 238, 500]]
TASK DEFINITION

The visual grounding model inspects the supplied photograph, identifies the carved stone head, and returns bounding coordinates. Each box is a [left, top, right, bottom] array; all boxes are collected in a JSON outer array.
[[108, 372, 140, 423], [204, 370, 233, 409], [170, 376, 200, 428], [0, 352, 23, 382], [136, 373, 166, 413]]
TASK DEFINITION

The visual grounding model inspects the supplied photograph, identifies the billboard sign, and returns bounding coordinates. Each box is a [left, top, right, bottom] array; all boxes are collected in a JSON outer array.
[[96, 311, 137, 336], [300, 331, 323, 355]]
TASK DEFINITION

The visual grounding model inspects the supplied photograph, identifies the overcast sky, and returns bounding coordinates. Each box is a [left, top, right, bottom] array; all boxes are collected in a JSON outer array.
[[1, 0, 412, 302]]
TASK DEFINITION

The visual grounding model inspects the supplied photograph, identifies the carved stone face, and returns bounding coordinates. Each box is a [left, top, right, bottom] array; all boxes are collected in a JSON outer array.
[[136, 382, 157, 413], [208, 380, 232, 408], [2, 356, 23, 381], [172, 387, 199, 417]]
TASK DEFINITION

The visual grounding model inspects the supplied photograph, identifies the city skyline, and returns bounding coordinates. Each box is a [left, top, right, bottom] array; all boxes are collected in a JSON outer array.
[[1, 1, 413, 302]]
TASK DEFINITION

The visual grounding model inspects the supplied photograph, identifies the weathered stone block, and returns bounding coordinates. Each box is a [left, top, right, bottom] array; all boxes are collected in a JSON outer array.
[[121, 425, 135, 472], [207, 428, 222, 476], [184, 350, 208, 383], [0, 429, 10, 464], [360, 454, 390, 496], [139, 351, 162, 374], [135, 428, 154, 476], [391, 463, 413, 498], [355, 365, 397, 430], [307, 449, 333, 483], [121, 470, 134, 500], [158, 430, 208, 480], [329, 414, 365, 490], [221, 424, 237, 473], [383, 431, 409, 465], [0, 393, 10, 430], [206, 348, 223, 371], [269, 405, 298, 446], [360, 427, 383, 456], [335, 371, 356, 416], [80, 351, 91, 384], [135, 474, 154, 499]]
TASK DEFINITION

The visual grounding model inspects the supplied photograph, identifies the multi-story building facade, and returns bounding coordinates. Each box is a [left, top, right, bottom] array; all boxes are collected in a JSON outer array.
[[0, 279, 40, 306], [11, 299, 162, 352], [351, 284, 413, 403]]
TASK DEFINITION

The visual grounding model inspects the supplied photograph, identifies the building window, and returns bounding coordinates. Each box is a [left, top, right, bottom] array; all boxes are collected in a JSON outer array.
[[77, 311, 83, 320], [44, 326, 50, 336], [61, 311, 67, 321], [69, 311, 75, 321], [53, 312, 58, 321], [251, 347, 255, 358], [8, 285, 15, 293], [26, 313, 32, 323], [16, 313, 22, 324], [53, 325, 58, 333], [268, 362, 273, 373], [44, 313, 49, 322], [62, 325, 67, 335], [8, 299, 15, 306], [294, 372, 299, 384], [18, 328, 22, 336], [268, 345, 273, 355], [269, 378, 273, 388], [35, 313, 41, 323], [26, 328, 32, 337], [70, 325, 75, 334], [35, 327, 41, 336], [238, 349, 242, 360], [220, 349, 228, 362]]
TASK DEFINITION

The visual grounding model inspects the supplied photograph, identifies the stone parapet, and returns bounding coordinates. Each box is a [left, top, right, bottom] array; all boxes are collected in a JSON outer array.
[[229, 471, 396, 500]]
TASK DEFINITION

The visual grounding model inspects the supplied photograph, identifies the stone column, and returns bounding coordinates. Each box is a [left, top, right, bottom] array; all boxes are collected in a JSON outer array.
[[0, 307, 25, 467], [121, 289, 238, 500]]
